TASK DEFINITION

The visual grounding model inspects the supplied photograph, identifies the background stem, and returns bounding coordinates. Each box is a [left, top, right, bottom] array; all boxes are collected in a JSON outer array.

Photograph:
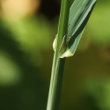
[[46, 0, 69, 110]]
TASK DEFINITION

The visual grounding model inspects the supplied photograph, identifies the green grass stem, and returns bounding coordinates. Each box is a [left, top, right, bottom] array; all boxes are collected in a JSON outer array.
[[46, 0, 69, 110]]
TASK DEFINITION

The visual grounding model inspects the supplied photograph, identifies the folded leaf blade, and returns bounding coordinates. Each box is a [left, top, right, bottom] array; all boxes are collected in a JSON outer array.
[[68, 0, 96, 39], [60, 0, 96, 58]]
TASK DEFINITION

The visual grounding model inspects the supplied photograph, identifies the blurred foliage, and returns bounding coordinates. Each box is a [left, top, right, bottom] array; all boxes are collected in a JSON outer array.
[[0, 51, 21, 85], [2, 17, 55, 66], [0, 0, 110, 110], [87, 0, 110, 46]]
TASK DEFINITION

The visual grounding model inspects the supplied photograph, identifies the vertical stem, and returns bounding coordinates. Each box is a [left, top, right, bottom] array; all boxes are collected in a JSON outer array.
[[46, 0, 69, 110]]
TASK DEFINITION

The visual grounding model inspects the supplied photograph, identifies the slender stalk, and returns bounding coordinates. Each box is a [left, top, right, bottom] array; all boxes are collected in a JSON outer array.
[[46, 0, 69, 110]]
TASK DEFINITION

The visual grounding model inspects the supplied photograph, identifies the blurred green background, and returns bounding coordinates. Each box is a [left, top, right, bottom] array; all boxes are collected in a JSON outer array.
[[0, 0, 110, 110]]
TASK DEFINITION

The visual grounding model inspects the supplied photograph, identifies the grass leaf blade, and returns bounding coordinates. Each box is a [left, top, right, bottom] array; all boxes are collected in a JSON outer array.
[[60, 0, 96, 58]]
